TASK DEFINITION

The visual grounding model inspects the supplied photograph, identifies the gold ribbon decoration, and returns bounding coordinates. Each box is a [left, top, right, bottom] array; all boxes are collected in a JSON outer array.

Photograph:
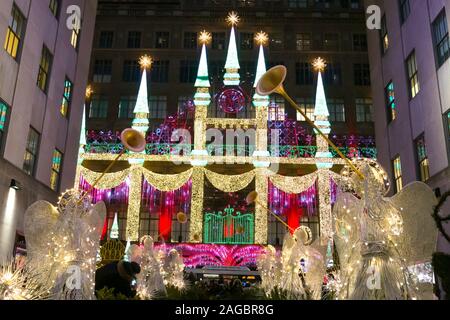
[[142, 168, 194, 192], [80, 167, 131, 190], [269, 171, 318, 194], [204, 169, 256, 192]]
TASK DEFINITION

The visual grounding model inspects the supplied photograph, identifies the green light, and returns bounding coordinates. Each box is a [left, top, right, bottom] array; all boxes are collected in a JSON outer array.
[[204, 206, 254, 245]]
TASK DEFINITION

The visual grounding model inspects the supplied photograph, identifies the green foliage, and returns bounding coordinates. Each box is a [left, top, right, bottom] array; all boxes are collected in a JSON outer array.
[[96, 287, 140, 301]]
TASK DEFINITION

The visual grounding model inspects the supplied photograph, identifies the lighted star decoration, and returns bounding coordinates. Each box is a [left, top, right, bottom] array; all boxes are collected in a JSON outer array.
[[139, 54, 153, 70], [199, 30, 212, 44], [312, 57, 327, 72], [85, 85, 93, 99], [255, 31, 269, 46], [226, 11, 240, 26]]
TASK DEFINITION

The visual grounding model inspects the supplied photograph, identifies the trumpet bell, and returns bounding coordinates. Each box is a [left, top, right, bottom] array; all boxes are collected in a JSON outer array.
[[120, 128, 146, 153], [256, 65, 287, 96]]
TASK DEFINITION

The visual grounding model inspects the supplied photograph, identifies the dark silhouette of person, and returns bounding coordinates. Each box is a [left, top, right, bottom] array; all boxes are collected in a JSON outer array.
[[95, 260, 141, 298]]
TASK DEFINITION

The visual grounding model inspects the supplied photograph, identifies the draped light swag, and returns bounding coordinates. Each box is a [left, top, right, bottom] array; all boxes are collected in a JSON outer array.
[[80, 167, 131, 190], [142, 168, 194, 192], [204, 169, 256, 193], [269, 172, 318, 194]]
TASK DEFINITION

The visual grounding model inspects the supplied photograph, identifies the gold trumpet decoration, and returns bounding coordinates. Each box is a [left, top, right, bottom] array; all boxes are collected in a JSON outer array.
[[256, 65, 364, 179], [80, 128, 147, 202]]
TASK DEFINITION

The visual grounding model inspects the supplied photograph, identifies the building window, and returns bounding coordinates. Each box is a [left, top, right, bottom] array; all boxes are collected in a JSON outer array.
[[240, 32, 254, 50], [37, 46, 53, 92], [150, 60, 169, 83], [353, 34, 367, 51], [385, 81, 396, 122], [296, 98, 315, 121], [328, 98, 345, 122], [60, 78, 73, 117], [118, 96, 136, 119], [380, 15, 389, 53], [23, 128, 40, 176], [354, 63, 371, 86], [399, 0, 411, 24], [99, 31, 114, 48], [296, 33, 311, 51], [93, 59, 112, 83], [127, 31, 141, 48], [139, 215, 159, 242], [240, 61, 256, 79], [268, 216, 286, 246], [415, 135, 430, 182], [89, 96, 108, 118], [123, 60, 140, 82], [210, 60, 225, 79], [4, 4, 26, 60], [180, 60, 197, 83], [155, 32, 169, 49], [0, 101, 9, 151], [150, 96, 167, 119], [295, 62, 314, 85], [270, 33, 284, 50], [50, 149, 63, 191], [356, 98, 373, 123], [269, 98, 286, 121], [49, 0, 60, 18], [212, 32, 225, 50], [406, 51, 420, 99], [324, 63, 342, 86], [288, 0, 308, 8], [433, 10, 450, 67], [70, 22, 81, 49], [392, 156, 403, 193], [171, 216, 190, 243], [323, 33, 339, 51], [184, 32, 197, 49], [178, 96, 194, 119]]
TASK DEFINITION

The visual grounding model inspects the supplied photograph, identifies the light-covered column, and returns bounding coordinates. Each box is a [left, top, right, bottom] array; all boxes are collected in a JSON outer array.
[[189, 167, 205, 243], [125, 166, 143, 241], [255, 168, 269, 244]]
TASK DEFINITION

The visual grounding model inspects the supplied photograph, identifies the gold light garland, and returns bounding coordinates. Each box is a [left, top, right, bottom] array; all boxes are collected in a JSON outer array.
[[80, 167, 131, 190], [204, 169, 255, 193], [269, 172, 318, 194], [142, 168, 193, 192]]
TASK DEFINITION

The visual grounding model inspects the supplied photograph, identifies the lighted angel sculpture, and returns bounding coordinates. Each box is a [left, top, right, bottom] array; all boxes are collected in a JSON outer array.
[[257, 226, 327, 300], [23, 189, 106, 300], [127, 236, 166, 299], [163, 249, 186, 291], [333, 159, 438, 300]]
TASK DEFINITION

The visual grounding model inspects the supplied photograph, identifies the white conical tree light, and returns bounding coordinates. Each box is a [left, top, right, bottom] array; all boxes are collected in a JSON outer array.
[[224, 13, 241, 86], [132, 68, 150, 134], [110, 213, 119, 239], [253, 33, 269, 108], [78, 104, 87, 161], [191, 31, 212, 167], [312, 58, 333, 167], [194, 42, 211, 107]]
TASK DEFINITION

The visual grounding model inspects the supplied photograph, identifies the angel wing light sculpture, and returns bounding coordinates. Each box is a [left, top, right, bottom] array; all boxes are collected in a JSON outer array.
[[333, 159, 438, 300], [24, 189, 106, 300]]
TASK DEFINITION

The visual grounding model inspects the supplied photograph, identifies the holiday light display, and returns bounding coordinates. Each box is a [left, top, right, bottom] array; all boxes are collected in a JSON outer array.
[[76, 13, 379, 270]]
